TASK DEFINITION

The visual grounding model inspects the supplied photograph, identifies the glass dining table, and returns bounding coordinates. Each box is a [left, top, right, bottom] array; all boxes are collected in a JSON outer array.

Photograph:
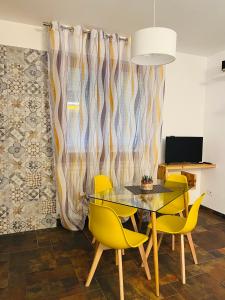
[[88, 180, 191, 297]]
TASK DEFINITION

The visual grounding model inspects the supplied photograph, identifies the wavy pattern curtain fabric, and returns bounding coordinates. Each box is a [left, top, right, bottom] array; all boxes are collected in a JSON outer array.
[[48, 22, 165, 230]]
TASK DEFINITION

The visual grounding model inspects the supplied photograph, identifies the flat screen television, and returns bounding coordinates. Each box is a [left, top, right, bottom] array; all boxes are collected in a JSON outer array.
[[165, 136, 203, 164]]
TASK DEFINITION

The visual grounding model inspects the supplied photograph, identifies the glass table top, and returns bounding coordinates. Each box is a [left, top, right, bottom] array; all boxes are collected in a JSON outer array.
[[88, 180, 191, 212]]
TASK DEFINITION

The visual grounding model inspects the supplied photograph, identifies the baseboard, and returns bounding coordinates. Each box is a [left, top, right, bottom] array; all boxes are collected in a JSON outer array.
[[201, 205, 225, 219]]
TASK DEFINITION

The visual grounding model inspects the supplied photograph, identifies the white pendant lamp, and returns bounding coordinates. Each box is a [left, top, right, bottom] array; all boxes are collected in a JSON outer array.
[[131, 0, 177, 66]]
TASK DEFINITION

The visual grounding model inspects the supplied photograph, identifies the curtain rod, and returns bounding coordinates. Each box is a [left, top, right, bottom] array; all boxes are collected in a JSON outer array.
[[43, 22, 128, 41]]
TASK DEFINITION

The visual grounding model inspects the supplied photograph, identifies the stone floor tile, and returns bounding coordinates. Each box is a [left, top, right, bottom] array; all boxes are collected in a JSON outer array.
[[0, 207, 224, 299], [0, 231, 37, 254], [170, 273, 225, 300], [9, 247, 56, 274], [0, 260, 9, 289], [59, 289, 106, 300]]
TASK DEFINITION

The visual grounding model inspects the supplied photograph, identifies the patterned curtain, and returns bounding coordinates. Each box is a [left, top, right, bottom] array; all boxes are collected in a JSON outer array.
[[48, 22, 165, 230]]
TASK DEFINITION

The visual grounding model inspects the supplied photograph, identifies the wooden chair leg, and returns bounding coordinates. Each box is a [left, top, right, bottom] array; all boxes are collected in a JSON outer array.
[[138, 244, 151, 280], [92, 237, 96, 244], [118, 249, 124, 300], [142, 234, 161, 268], [158, 233, 164, 251], [180, 234, 186, 284], [94, 240, 100, 255], [146, 227, 151, 236], [146, 235, 153, 259], [172, 235, 175, 251], [85, 243, 104, 287], [115, 250, 118, 266], [171, 211, 183, 252], [131, 215, 138, 232], [122, 249, 125, 255], [138, 210, 143, 231], [186, 232, 198, 264]]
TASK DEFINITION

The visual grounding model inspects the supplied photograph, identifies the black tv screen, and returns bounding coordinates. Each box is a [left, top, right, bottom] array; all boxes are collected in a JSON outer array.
[[165, 136, 203, 164]]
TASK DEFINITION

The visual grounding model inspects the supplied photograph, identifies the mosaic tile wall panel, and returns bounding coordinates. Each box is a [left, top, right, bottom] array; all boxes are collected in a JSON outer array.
[[0, 44, 56, 234]]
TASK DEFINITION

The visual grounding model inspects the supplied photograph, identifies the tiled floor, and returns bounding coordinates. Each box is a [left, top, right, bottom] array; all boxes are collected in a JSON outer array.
[[0, 208, 225, 300]]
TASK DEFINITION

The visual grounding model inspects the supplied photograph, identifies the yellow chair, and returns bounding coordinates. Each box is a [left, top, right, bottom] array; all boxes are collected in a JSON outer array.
[[146, 174, 193, 258], [158, 173, 189, 216], [157, 174, 190, 255], [85, 202, 151, 300], [145, 193, 205, 284], [94, 175, 138, 231]]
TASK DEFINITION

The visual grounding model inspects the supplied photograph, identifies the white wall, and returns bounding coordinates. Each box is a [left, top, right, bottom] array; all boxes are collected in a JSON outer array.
[[201, 50, 225, 214], [163, 53, 207, 137], [162, 53, 207, 203], [0, 19, 46, 50]]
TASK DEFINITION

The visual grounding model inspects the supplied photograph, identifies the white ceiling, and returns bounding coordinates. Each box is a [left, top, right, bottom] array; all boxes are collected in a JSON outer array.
[[0, 0, 225, 56]]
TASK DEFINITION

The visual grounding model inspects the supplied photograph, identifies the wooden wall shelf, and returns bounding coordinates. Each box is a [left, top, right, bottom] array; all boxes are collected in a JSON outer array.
[[159, 163, 216, 171], [158, 163, 216, 188]]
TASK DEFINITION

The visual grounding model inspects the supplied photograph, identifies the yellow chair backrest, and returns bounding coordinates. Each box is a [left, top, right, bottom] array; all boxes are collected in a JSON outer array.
[[182, 193, 205, 233], [94, 175, 112, 193], [94, 175, 113, 205], [167, 173, 188, 184], [166, 173, 189, 210], [89, 202, 129, 249]]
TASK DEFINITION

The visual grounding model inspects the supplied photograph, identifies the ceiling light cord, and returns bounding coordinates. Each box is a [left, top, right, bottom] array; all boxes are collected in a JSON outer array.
[[153, 0, 156, 27], [131, 0, 177, 65]]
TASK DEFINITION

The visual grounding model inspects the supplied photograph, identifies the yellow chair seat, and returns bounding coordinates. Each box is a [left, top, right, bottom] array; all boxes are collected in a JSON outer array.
[[148, 194, 205, 235], [94, 175, 137, 218], [145, 194, 205, 286], [157, 174, 189, 216], [86, 202, 151, 299], [148, 215, 186, 234], [157, 203, 184, 215], [105, 203, 137, 218], [123, 228, 148, 248]]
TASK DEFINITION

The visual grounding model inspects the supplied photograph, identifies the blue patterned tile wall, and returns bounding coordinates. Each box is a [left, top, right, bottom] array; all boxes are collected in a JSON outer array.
[[0, 44, 56, 234]]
